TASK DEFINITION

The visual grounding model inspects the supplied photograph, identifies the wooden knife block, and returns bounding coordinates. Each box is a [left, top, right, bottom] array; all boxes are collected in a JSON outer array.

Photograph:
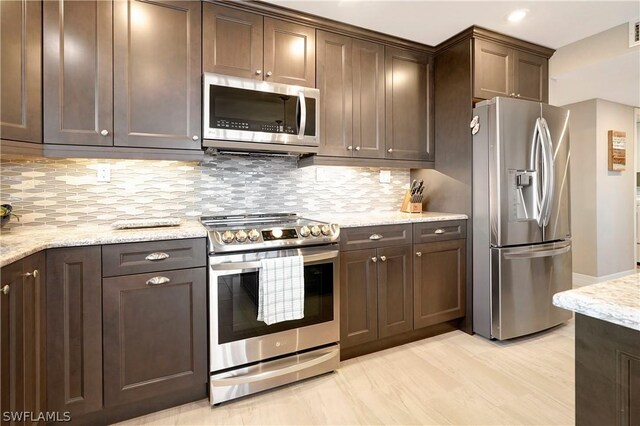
[[400, 190, 422, 213]]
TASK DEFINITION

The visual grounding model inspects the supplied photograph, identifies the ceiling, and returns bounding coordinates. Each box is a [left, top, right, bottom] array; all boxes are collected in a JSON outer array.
[[264, 1, 639, 49]]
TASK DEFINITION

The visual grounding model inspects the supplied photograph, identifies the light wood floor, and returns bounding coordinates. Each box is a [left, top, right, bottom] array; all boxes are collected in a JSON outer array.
[[119, 320, 575, 425]]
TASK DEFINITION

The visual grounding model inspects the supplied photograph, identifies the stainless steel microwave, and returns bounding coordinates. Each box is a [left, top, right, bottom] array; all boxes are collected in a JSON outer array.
[[203, 73, 320, 154]]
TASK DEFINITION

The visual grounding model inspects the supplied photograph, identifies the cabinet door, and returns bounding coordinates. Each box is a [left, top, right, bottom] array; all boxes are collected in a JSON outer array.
[[0, 261, 22, 421], [353, 39, 385, 159], [413, 240, 466, 329], [377, 245, 413, 338], [340, 249, 378, 348], [21, 252, 47, 424], [47, 246, 102, 417], [203, 3, 263, 79], [385, 47, 433, 161], [0, 0, 42, 143], [44, 0, 113, 146], [114, 0, 201, 149], [263, 18, 315, 88], [103, 268, 207, 407], [514, 50, 548, 102], [317, 31, 353, 157], [473, 39, 513, 100]]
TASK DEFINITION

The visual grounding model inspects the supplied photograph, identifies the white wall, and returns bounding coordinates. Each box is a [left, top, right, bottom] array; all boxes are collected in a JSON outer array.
[[564, 99, 636, 280]]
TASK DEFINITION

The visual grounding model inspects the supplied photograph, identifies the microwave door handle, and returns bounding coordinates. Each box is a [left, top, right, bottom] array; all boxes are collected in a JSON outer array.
[[297, 92, 306, 140]]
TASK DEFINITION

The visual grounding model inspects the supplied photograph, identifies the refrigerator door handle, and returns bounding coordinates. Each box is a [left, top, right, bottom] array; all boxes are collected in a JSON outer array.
[[539, 118, 555, 227], [530, 117, 555, 228], [503, 244, 570, 260]]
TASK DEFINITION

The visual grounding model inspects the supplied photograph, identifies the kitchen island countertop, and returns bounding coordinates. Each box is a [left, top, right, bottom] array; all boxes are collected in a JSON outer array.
[[553, 272, 640, 331]]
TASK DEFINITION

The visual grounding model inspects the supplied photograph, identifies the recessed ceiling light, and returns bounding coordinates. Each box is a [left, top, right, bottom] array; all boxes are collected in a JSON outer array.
[[507, 9, 529, 23]]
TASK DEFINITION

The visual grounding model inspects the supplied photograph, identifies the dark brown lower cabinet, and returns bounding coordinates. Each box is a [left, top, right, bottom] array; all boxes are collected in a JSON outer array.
[[0, 252, 46, 425], [47, 246, 103, 417], [413, 239, 466, 329], [102, 268, 207, 407], [340, 245, 412, 348]]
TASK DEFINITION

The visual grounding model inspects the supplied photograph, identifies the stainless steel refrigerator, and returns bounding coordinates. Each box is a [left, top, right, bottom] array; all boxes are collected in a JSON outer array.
[[472, 97, 572, 340]]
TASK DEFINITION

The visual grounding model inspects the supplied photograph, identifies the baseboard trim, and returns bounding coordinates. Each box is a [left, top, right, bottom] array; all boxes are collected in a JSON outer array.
[[572, 269, 636, 287]]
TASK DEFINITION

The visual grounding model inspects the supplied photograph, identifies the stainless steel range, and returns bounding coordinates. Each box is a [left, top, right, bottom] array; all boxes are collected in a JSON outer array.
[[200, 213, 340, 405]]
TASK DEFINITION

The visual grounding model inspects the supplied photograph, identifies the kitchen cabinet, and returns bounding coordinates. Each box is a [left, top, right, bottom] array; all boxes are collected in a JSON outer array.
[[47, 246, 103, 417], [473, 38, 548, 102], [0, 0, 42, 144], [42, 0, 201, 154], [0, 252, 46, 424], [340, 249, 378, 348], [203, 4, 315, 88], [43, 0, 113, 146], [385, 47, 434, 161], [316, 31, 385, 159], [103, 268, 207, 407], [376, 245, 413, 338]]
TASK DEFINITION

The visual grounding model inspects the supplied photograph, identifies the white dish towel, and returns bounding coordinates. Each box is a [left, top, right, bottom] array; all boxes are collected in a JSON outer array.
[[257, 255, 305, 325]]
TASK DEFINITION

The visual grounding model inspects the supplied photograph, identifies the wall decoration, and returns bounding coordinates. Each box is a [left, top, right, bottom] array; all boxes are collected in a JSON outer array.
[[608, 130, 626, 171]]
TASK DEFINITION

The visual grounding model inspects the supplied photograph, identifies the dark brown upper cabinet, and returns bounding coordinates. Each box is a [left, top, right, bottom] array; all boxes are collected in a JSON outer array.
[[203, 3, 263, 80], [413, 239, 466, 329], [473, 38, 548, 102], [0, 253, 47, 424], [203, 5, 315, 88], [44, 0, 113, 146], [385, 47, 434, 161], [47, 246, 103, 418], [316, 31, 385, 159], [113, 0, 201, 150], [0, 0, 42, 144], [102, 268, 207, 407]]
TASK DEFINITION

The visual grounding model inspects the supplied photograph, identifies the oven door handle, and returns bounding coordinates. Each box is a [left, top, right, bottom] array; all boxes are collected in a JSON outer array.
[[210, 250, 339, 271], [211, 348, 337, 386]]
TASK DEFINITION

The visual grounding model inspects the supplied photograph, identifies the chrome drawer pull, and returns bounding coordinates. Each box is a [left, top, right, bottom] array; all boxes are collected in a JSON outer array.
[[371, 257, 378, 263], [379, 256, 387, 262], [145, 252, 170, 261], [434, 229, 445, 235], [369, 234, 383, 241], [416, 252, 422, 257], [1, 285, 9, 295], [23, 269, 39, 278], [146, 276, 170, 286]]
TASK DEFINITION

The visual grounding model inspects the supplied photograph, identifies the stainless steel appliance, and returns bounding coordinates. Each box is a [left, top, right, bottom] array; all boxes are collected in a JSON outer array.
[[203, 73, 319, 154], [201, 213, 340, 404], [472, 97, 572, 340]]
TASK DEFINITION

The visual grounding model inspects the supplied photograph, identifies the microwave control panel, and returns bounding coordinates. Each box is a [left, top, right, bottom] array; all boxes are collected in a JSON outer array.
[[214, 119, 295, 134]]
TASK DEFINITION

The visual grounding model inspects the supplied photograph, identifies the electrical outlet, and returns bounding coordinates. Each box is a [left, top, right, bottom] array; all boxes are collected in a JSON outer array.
[[379, 170, 391, 183], [96, 164, 111, 182]]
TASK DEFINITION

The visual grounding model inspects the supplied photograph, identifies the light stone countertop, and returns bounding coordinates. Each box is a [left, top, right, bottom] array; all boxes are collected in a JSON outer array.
[[553, 273, 640, 331], [306, 211, 468, 228], [0, 211, 467, 268]]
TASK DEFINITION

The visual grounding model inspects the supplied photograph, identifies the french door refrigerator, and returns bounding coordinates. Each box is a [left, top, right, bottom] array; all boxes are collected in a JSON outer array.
[[472, 97, 572, 340]]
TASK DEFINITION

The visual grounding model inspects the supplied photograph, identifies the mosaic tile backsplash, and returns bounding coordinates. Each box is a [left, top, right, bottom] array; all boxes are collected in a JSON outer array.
[[0, 156, 410, 230]]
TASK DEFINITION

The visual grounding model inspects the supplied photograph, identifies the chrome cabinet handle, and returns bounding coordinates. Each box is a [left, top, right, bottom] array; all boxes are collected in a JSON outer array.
[[371, 257, 377, 263], [255, 69, 262, 75], [379, 256, 387, 262], [355, 146, 361, 151], [146, 276, 170, 286], [510, 93, 516, 97], [23, 269, 39, 278], [145, 252, 170, 261], [347, 146, 353, 151], [266, 71, 273, 77], [516, 94, 521, 98], [416, 252, 422, 257], [434, 229, 445, 234], [387, 148, 393, 153], [192, 135, 199, 141], [1, 285, 9, 295], [369, 234, 383, 241], [100, 129, 109, 136]]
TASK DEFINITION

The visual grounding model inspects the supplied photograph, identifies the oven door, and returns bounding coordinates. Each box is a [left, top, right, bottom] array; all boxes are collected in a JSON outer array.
[[209, 246, 339, 372]]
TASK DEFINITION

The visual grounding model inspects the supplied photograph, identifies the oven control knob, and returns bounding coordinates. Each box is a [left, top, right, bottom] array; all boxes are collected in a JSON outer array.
[[321, 225, 331, 236], [248, 229, 260, 241], [299, 226, 311, 237], [310, 225, 321, 237], [221, 230, 235, 244], [235, 230, 248, 243]]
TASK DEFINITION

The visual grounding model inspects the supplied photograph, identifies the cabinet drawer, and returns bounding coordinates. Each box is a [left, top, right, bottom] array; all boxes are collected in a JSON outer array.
[[413, 220, 466, 244], [339, 224, 412, 251], [102, 238, 206, 277]]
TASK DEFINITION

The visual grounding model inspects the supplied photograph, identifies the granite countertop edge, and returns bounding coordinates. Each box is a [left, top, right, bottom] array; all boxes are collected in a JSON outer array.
[[0, 211, 468, 268], [553, 275, 640, 332]]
